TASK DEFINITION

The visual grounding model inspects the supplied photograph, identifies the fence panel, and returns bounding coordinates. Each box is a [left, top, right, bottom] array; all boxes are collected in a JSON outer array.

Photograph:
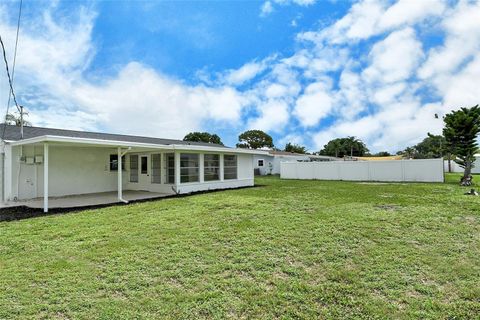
[[280, 159, 444, 182]]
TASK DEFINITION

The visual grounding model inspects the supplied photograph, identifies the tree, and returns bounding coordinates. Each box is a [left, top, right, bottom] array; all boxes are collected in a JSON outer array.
[[183, 132, 223, 145], [374, 151, 391, 157], [443, 105, 480, 185], [236, 130, 274, 149], [414, 134, 447, 158], [319, 136, 369, 158], [5, 111, 32, 127], [397, 147, 416, 159], [398, 134, 447, 159], [284, 142, 307, 154]]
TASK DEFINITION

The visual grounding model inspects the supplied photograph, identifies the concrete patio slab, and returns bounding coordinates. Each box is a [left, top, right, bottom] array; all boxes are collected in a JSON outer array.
[[2, 190, 171, 210]]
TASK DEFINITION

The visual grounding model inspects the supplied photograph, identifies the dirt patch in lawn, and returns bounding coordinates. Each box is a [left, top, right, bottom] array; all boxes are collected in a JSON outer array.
[[374, 204, 403, 211]]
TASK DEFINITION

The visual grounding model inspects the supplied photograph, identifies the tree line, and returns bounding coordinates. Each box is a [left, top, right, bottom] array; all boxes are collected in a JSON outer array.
[[184, 105, 480, 185], [183, 129, 309, 154]]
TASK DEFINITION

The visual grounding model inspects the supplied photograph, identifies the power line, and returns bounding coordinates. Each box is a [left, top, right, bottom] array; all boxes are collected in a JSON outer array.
[[1, 0, 23, 140], [8, 0, 23, 114]]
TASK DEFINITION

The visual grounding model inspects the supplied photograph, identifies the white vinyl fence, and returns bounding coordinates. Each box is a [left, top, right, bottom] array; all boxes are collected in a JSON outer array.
[[281, 159, 444, 182], [444, 160, 463, 173]]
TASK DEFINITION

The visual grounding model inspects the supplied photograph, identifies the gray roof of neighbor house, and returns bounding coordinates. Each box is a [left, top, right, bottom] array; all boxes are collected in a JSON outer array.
[[268, 150, 339, 160], [0, 124, 228, 148]]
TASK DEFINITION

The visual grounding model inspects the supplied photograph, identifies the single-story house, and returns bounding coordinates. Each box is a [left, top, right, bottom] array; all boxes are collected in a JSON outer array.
[[0, 124, 267, 212], [253, 150, 339, 175]]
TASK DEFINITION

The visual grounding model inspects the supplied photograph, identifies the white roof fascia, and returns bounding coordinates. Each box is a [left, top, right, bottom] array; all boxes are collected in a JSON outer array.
[[8, 135, 269, 155]]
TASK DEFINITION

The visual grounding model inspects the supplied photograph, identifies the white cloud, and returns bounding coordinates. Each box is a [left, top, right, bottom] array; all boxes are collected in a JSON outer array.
[[336, 69, 366, 119], [0, 6, 247, 139], [312, 0, 445, 45], [377, 0, 445, 30], [260, 0, 316, 17], [316, 0, 387, 44], [223, 60, 267, 85], [278, 133, 305, 148], [363, 28, 424, 84], [70, 62, 247, 138], [418, 1, 480, 87], [372, 82, 407, 106], [260, 1, 274, 17], [441, 55, 480, 108], [248, 99, 289, 132], [293, 82, 334, 127]]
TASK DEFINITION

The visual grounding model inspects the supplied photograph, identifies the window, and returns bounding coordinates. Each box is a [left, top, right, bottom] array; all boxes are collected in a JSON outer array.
[[141, 156, 148, 174], [257, 159, 264, 167], [166, 153, 175, 184], [130, 155, 138, 183], [151, 154, 161, 184], [110, 154, 125, 171], [204, 154, 220, 181], [224, 154, 237, 180], [180, 153, 199, 183]]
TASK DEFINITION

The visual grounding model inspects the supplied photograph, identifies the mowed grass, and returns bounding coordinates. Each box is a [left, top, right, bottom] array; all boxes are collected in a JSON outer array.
[[1, 174, 479, 319]]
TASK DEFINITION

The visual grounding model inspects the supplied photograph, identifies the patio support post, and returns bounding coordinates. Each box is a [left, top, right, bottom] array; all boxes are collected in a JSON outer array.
[[117, 147, 129, 203], [43, 142, 48, 213], [117, 147, 123, 202], [174, 151, 181, 188], [220, 153, 224, 181], [199, 153, 204, 183]]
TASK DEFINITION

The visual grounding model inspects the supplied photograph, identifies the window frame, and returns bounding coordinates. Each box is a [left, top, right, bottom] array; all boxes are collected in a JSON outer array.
[[110, 154, 126, 172], [165, 153, 175, 184], [257, 159, 264, 167], [204, 154, 220, 182], [129, 154, 138, 183], [180, 153, 200, 184], [224, 154, 238, 180], [151, 153, 161, 184]]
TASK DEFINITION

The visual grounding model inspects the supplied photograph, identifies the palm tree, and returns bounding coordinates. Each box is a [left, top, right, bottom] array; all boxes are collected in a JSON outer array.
[[5, 111, 32, 127], [345, 136, 366, 157]]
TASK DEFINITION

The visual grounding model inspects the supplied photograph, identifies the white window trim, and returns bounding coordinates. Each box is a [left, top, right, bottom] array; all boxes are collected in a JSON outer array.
[[180, 153, 200, 184]]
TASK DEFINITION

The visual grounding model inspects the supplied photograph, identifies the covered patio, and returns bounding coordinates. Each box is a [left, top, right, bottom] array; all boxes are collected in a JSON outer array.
[[13, 190, 170, 210], [1, 124, 259, 214]]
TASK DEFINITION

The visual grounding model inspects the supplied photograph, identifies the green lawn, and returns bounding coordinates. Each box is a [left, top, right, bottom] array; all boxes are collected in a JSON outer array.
[[1, 174, 479, 319]]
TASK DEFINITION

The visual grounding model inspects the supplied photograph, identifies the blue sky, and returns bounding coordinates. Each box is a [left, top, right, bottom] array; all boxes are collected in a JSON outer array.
[[0, 0, 479, 152]]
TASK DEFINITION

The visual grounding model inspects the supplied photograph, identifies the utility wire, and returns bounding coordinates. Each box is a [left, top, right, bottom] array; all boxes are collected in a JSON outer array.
[[8, 0, 23, 114], [1, 0, 23, 140]]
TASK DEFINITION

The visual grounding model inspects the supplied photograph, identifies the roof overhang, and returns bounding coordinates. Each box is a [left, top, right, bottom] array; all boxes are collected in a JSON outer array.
[[7, 135, 269, 155]]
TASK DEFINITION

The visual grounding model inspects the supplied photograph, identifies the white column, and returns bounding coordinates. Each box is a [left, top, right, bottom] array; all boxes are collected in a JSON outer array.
[[174, 151, 181, 186], [220, 153, 224, 181], [199, 153, 204, 183], [4, 144, 12, 202], [117, 147, 122, 201], [43, 143, 48, 213]]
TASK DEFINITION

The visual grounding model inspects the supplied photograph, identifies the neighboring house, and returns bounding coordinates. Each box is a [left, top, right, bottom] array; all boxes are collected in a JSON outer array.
[[472, 154, 480, 174], [346, 155, 403, 161], [0, 124, 266, 212], [253, 150, 338, 175]]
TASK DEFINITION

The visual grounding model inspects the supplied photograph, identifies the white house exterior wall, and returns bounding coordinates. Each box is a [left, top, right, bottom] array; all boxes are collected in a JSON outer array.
[[177, 153, 254, 194], [443, 157, 480, 173], [9, 145, 128, 200], [253, 155, 275, 175], [253, 154, 312, 175], [472, 157, 480, 174], [6, 145, 255, 201]]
